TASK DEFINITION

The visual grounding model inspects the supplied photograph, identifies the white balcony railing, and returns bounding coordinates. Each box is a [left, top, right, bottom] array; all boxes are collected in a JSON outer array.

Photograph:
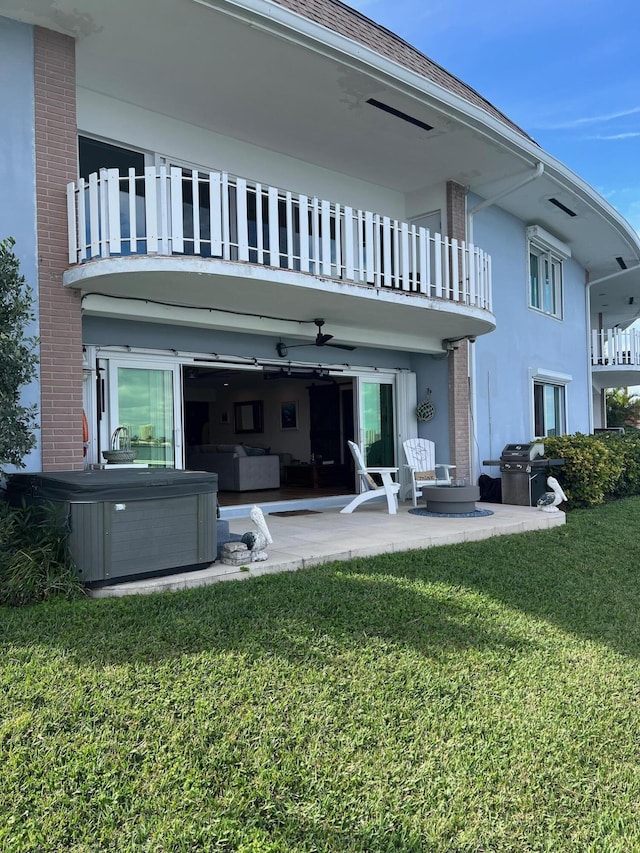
[[67, 167, 492, 311], [591, 328, 640, 367]]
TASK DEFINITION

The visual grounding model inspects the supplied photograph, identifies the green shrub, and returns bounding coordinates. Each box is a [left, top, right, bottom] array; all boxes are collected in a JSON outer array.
[[596, 431, 640, 498], [0, 499, 85, 607], [542, 433, 624, 508], [0, 236, 39, 471]]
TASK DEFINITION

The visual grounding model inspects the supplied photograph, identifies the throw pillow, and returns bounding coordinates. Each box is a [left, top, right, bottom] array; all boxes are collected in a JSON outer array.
[[243, 445, 266, 456]]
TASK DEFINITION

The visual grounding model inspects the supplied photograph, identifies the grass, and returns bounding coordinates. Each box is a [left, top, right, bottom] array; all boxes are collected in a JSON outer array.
[[2, 499, 640, 852]]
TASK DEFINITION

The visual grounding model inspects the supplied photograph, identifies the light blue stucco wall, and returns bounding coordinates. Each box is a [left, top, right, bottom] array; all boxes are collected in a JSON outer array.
[[409, 352, 450, 460], [472, 195, 590, 467], [0, 16, 41, 471], [82, 317, 417, 370]]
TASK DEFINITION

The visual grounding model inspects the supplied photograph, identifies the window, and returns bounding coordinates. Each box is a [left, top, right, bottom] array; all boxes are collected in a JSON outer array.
[[526, 225, 570, 320], [533, 381, 566, 437], [529, 244, 563, 318], [79, 136, 145, 180]]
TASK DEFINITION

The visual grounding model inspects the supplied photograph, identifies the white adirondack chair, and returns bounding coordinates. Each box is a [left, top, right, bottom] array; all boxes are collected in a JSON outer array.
[[340, 440, 400, 515], [402, 438, 456, 506]]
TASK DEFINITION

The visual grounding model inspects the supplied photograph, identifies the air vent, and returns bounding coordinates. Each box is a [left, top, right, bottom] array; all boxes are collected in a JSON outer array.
[[366, 98, 433, 133], [617, 256, 628, 270], [548, 197, 577, 217]]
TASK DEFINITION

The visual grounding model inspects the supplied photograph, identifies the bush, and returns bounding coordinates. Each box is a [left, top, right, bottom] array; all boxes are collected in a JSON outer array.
[[543, 433, 625, 508], [0, 499, 85, 607], [0, 237, 39, 471], [601, 432, 640, 498]]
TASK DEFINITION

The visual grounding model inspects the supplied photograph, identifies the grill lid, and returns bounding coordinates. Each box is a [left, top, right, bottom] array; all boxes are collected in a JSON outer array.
[[500, 442, 544, 462]]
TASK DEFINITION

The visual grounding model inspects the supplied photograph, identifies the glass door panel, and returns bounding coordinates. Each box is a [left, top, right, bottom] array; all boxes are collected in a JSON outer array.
[[357, 379, 395, 467], [108, 363, 181, 467]]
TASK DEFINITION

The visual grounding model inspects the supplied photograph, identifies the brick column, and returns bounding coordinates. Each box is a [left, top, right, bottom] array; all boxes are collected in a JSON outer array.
[[446, 180, 470, 480], [34, 27, 84, 470]]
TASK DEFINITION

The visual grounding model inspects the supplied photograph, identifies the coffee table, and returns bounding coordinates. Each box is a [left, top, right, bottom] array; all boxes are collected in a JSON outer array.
[[422, 483, 480, 514], [284, 463, 349, 489]]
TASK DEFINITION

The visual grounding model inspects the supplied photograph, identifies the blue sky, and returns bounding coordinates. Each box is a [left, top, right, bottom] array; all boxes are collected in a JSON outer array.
[[349, 0, 640, 233]]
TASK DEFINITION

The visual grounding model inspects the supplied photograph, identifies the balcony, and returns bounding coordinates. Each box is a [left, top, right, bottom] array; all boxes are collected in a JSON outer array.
[[65, 167, 494, 350], [591, 327, 640, 390]]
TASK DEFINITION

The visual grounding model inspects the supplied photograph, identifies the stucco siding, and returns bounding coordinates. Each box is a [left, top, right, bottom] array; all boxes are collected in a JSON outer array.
[[82, 316, 414, 372], [0, 16, 41, 471], [472, 199, 590, 464]]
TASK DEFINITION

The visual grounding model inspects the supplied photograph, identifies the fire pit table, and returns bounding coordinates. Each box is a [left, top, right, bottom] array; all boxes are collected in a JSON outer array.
[[422, 482, 480, 514]]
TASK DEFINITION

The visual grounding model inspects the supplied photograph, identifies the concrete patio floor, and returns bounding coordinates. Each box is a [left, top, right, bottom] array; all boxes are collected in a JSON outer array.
[[90, 501, 566, 598]]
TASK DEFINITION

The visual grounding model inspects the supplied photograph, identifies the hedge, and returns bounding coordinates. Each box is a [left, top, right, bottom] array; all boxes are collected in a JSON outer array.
[[542, 432, 640, 508]]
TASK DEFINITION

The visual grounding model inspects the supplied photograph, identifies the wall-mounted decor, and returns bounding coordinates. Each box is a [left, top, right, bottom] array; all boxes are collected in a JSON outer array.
[[234, 400, 264, 434], [280, 400, 298, 430], [219, 410, 230, 425], [416, 388, 435, 422]]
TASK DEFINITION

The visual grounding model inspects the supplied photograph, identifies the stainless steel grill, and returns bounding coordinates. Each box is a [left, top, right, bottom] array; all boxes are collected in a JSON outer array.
[[483, 442, 564, 506]]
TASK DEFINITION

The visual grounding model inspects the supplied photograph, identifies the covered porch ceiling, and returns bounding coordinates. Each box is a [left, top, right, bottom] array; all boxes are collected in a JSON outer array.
[[592, 366, 640, 392], [4, 0, 640, 324]]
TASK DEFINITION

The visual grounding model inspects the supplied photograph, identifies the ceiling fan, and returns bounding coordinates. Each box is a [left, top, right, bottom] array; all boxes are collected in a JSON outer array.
[[276, 319, 356, 358]]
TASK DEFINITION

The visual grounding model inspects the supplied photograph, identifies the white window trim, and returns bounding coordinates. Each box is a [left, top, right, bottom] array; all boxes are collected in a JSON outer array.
[[529, 368, 571, 438]]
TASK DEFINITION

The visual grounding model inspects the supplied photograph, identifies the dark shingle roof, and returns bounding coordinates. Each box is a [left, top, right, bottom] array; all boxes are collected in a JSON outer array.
[[270, 0, 535, 142]]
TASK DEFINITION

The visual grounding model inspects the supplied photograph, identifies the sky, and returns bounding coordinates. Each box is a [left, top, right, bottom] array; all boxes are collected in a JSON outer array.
[[348, 0, 640, 234]]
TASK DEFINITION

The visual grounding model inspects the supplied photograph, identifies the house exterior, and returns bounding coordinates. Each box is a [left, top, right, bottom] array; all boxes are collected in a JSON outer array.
[[1, 0, 640, 501]]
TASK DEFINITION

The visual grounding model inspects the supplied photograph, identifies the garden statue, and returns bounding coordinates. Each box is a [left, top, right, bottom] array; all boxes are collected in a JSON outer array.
[[240, 505, 273, 561], [536, 476, 567, 513]]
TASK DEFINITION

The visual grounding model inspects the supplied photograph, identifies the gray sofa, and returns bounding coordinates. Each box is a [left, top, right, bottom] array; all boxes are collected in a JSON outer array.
[[186, 444, 280, 491]]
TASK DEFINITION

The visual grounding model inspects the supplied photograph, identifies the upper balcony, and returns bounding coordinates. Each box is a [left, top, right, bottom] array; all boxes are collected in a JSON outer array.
[[64, 167, 495, 352], [591, 327, 640, 390]]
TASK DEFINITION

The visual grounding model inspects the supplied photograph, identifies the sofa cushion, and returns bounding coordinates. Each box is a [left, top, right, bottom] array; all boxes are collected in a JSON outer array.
[[214, 444, 246, 455], [243, 444, 268, 456]]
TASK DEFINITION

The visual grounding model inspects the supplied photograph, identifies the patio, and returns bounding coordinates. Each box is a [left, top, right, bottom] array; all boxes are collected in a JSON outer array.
[[90, 500, 565, 598]]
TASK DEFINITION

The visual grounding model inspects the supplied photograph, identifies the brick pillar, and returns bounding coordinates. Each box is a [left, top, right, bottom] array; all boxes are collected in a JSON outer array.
[[34, 27, 84, 471], [446, 181, 470, 480]]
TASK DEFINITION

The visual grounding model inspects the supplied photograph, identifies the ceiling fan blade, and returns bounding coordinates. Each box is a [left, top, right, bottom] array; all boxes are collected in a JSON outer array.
[[316, 333, 334, 345], [326, 342, 356, 351]]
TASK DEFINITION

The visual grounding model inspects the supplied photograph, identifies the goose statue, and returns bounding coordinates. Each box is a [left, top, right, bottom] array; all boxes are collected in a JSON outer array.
[[240, 505, 273, 561], [536, 476, 567, 513]]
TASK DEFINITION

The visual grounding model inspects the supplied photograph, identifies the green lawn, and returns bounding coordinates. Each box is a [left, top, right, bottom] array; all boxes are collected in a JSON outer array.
[[2, 499, 640, 852]]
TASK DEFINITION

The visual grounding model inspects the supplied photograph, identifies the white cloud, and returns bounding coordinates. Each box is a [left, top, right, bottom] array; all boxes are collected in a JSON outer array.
[[587, 132, 640, 140], [532, 106, 640, 131]]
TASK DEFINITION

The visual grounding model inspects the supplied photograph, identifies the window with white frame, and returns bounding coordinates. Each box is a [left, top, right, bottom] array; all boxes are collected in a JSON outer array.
[[533, 380, 566, 437], [526, 225, 570, 320]]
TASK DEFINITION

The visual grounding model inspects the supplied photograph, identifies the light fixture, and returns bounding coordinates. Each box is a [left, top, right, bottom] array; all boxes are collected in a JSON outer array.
[[442, 334, 477, 351]]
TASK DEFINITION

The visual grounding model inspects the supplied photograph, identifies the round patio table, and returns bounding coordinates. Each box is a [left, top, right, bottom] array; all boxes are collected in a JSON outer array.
[[422, 483, 480, 514]]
